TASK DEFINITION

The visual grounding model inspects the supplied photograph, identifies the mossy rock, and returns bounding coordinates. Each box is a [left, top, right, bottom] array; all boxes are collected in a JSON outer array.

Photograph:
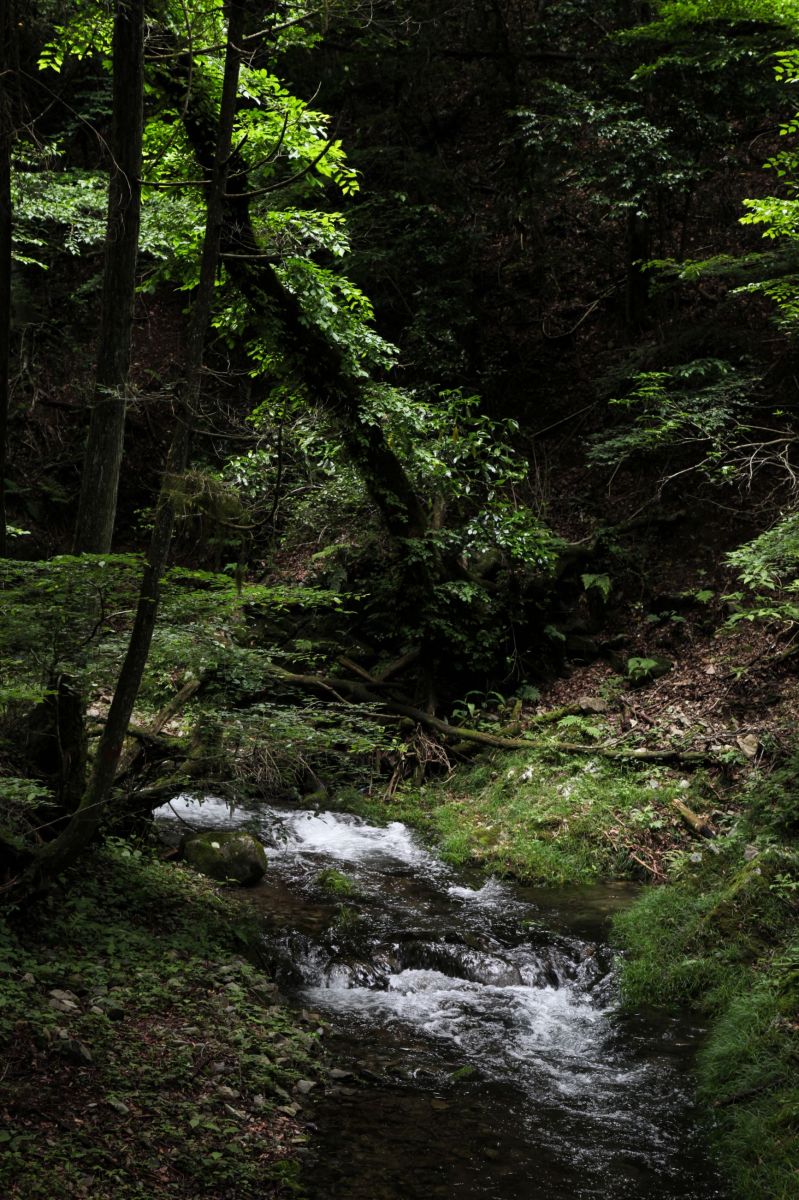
[[182, 831, 267, 886]]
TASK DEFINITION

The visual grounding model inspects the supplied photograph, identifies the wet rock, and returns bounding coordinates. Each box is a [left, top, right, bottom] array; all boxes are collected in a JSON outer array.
[[182, 830, 267, 886]]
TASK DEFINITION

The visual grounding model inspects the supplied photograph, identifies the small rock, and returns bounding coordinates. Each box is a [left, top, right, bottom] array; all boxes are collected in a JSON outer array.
[[216, 1086, 240, 1101], [577, 695, 609, 714], [252, 1094, 267, 1110], [295, 1079, 316, 1095], [329, 1069, 353, 1080], [736, 734, 760, 759], [223, 1103, 248, 1120], [210, 1061, 228, 1075], [49, 997, 79, 1014], [90, 1006, 105, 1016], [49, 988, 80, 1007], [107, 1098, 130, 1115], [21, 972, 35, 985], [744, 844, 760, 862]]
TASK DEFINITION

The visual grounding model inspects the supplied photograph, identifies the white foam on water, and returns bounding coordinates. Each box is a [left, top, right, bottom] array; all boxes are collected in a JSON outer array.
[[154, 792, 254, 827], [447, 878, 513, 906], [271, 809, 434, 868]]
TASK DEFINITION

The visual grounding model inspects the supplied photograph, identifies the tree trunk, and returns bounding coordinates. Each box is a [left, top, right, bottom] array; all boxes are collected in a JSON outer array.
[[74, 0, 145, 553], [154, 46, 429, 543], [0, 0, 14, 559], [7, 0, 248, 896]]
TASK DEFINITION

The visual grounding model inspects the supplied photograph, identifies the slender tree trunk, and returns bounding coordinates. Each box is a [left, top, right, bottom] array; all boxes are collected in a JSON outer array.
[[0, 0, 14, 559], [74, 0, 145, 553], [12, 0, 248, 892]]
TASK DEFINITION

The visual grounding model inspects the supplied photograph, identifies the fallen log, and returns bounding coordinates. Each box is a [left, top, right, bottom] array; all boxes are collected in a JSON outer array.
[[238, 666, 716, 765], [149, 676, 203, 735], [673, 798, 715, 838]]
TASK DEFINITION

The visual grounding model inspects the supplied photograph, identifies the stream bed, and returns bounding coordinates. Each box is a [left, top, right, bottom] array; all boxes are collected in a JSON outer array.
[[158, 794, 724, 1200]]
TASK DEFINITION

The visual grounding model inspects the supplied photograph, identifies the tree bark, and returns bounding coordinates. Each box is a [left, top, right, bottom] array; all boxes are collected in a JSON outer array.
[[74, 0, 145, 553], [0, 0, 14, 558]]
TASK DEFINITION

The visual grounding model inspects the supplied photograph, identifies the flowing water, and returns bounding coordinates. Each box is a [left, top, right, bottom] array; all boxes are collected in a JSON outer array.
[[157, 794, 724, 1200]]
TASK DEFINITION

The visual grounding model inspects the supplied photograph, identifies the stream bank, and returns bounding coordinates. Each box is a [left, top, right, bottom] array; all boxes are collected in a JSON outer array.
[[0, 844, 322, 1199], [159, 793, 725, 1200], [344, 747, 799, 1200]]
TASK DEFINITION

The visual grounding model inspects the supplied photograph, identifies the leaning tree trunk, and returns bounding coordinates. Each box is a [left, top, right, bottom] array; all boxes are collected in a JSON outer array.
[[5, 0, 248, 895], [153, 44, 429, 543], [73, 0, 145, 554]]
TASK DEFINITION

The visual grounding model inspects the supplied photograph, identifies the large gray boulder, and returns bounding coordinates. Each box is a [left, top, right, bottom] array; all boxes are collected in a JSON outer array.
[[182, 830, 267, 886]]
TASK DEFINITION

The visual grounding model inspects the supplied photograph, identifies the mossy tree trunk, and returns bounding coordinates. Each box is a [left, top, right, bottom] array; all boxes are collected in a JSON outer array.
[[153, 44, 430, 544]]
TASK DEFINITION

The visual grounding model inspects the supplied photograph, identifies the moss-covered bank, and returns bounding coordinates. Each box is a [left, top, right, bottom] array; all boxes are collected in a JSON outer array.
[[0, 845, 322, 1199], [364, 744, 709, 885], [613, 829, 799, 1200]]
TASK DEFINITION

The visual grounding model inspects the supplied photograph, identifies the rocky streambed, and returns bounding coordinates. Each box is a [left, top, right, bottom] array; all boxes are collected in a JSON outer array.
[[157, 795, 725, 1200]]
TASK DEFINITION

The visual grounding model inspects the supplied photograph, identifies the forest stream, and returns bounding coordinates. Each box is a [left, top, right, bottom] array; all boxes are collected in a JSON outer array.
[[157, 795, 725, 1200]]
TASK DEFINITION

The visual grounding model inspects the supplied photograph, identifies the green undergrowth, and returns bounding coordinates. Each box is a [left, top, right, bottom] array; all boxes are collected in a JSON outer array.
[[0, 844, 322, 1199], [613, 759, 799, 1200], [367, 746, 703, 885]]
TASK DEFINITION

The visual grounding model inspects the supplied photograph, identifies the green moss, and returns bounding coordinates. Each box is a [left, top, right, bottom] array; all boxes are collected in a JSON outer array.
[[315, 868, 357, 897], [183, 829, 268, 886], [613, 823, 799, 1200], [370, 746, 697, 886], [0, 844, 319, 1199]]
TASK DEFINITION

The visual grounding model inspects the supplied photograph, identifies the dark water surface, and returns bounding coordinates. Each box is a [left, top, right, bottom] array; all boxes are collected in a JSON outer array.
[[158, 796, 725, 1200]]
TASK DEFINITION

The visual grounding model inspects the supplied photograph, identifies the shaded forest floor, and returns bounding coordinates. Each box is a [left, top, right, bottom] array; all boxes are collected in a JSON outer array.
[[0, 848, 322, 1199]]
